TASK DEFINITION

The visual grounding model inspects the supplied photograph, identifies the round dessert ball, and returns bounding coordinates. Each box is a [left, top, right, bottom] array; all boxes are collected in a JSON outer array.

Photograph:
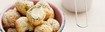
[[27, 6, 46, 26], [15, 17, 34, 32], [16, 0, 34, 15], [34, 0, 54, 20], [34, 24, 53, 32], [47, 18, 60, 32], [2, 9, 20, 27]]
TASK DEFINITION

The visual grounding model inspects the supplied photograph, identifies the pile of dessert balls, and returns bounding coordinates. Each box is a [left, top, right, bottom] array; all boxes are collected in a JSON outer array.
[[2, 0, 60, 32]]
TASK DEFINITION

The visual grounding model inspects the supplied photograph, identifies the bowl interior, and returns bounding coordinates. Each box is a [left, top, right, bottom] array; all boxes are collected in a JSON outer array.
[[0, 0, 64, 32]]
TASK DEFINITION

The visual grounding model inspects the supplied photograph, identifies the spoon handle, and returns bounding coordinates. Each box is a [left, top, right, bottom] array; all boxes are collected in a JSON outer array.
[[74, 0, 88, 28]]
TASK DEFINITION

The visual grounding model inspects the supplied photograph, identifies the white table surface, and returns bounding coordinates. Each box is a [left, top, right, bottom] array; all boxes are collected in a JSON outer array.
[[0, 0, 105, 32]]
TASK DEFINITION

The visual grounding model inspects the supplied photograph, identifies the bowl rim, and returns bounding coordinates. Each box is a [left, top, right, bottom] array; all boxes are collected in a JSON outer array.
[[0, 0, 65, 32]]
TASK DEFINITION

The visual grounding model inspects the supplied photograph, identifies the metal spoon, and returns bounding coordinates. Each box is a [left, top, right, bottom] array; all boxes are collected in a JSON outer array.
[[74, 0, 88, 28]]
